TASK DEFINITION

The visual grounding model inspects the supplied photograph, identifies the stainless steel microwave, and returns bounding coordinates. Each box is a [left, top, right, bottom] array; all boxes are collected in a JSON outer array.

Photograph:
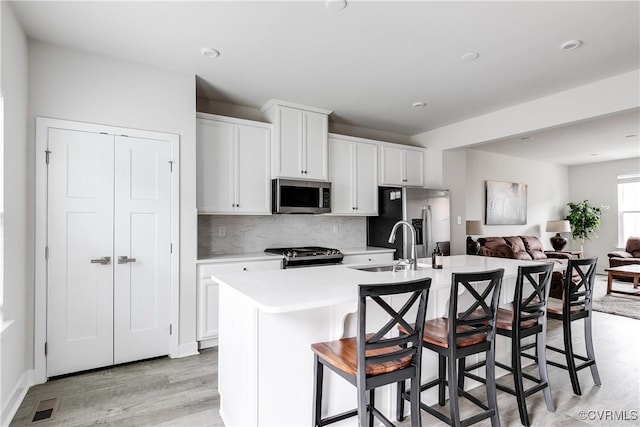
[[272, 179, 331, 214]]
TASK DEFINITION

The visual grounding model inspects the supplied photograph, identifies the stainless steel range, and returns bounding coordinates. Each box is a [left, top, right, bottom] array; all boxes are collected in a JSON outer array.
[[264, 246, 344, 268]]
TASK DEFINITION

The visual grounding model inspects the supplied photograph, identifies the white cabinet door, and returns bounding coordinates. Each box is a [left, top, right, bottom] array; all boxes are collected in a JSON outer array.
[[404, 148, 424, 187], [379, 145, 425, 187], [113, 136, 171, 364], [197, 259, 282, 345], [304, 111, 328, 180], [197, 119, 234, 212], [379, 145, 405, 186], [266, 103, 329, 180], [276, 106, 304, 178], [197, 115, 271, 214], [47, 128, 115, 377], [329, 138, 378, 215], [235, 124, 271, 213], [328, 138, 353, 214], [353, 141, 378, 215]]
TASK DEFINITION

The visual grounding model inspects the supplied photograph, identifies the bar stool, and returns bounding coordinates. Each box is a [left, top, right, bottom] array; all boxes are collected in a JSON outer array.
[[397, 269, 504, 427], [459, 263, 556, 426], [546, 257, 600, 396], [311, 278, 431, 427]]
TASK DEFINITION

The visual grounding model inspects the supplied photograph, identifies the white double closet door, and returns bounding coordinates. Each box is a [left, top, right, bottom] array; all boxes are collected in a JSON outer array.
[[46, 127, 172, 377]]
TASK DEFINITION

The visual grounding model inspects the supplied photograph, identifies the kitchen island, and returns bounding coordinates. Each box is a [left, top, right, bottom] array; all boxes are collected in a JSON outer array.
[[214, 255, 559, 426]]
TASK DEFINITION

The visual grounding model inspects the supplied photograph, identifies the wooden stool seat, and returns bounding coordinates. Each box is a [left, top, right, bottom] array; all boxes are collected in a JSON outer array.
[[415, 318, 488, 348], [546, 298, 585, 316], [495, 307, 538, 331], [311, 336, 412, 377]]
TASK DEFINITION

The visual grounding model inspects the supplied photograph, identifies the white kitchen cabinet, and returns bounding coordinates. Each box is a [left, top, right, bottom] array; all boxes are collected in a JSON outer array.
[[262, 100, 332, 181], [328, 135, 378, 215], [379, 144, 425, 187], [196, 113, 272, 214], [197, 258, 283, 347], [341, 252, 394, 265]]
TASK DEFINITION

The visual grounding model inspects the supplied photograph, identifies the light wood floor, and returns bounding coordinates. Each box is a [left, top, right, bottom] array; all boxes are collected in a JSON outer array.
[[10, 282, 640, 426]]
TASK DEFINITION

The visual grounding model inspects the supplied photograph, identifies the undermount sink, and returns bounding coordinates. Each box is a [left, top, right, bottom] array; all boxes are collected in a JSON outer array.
[[350, 263, 426, 272]]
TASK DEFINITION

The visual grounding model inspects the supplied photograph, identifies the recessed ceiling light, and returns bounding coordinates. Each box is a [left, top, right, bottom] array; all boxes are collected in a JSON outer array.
[[559, 40, 582, 51], [326, 0, 347, 11], [201, 48, 220, 58], [412, 102, 427, 108], [461, 52, 480, 62]]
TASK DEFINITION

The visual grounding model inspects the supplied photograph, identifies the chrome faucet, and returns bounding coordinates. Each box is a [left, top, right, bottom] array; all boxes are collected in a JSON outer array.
[[388, 220, 418, 270]]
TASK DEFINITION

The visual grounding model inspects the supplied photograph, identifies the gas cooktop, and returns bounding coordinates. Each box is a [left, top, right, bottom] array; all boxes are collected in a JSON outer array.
[[264, 246, 343, 268]]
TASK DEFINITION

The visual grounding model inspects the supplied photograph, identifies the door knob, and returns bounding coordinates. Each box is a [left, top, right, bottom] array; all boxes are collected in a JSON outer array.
[[118, 256, 137, 264], [90, 256, 111, 265]]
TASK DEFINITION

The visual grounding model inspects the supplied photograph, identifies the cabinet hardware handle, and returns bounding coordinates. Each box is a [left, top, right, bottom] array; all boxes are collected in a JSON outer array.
[[90, 256, 111, 265], [118, 256, 137, 264]]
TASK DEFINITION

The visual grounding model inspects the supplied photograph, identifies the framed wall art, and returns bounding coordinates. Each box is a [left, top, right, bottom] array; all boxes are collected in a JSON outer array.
[[485, 180, 527, 225]]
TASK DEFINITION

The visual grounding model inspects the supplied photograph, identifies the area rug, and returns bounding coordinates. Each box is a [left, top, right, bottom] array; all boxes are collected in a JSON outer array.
[[592, 276, 640, 320]]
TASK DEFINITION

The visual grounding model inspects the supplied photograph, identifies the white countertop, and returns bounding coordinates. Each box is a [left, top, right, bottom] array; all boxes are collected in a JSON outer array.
[[196, 246, 395, 264], [212, 255, 560, 314]]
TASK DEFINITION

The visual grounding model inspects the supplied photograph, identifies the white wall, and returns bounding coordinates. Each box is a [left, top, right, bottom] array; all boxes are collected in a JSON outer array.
[[0, 2, 31, 425], [28, 41, 198, 355], [445, 149, 570, 253], [569, 157, 640, 272]]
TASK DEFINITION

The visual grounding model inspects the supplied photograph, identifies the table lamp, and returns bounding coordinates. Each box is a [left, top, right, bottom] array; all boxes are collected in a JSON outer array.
[[466, 220, 484, 255], [546, 220, 571, 251]]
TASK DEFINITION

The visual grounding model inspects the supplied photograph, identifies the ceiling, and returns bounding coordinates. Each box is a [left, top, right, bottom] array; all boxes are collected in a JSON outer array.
[[9, 0, 640, 165]]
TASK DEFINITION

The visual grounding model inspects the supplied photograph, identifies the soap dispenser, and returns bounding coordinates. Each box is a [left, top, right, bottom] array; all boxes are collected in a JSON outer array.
[[433, 244, 443, 269]]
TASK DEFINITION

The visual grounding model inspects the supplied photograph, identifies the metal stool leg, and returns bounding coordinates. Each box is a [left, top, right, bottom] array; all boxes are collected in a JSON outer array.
[[410, 372, 422, 427], [458, 357, 466, 394], [562, 316, 582, 395], [485, 348, 501, 427], [447, 352, 462, 427], [584, 314, 601, 386], [357, 380, 368, 427], [312, 355, 323, 427], [511, 335, 529, 426], [438, 354, 446, 406], [369, 389, 375, 426], [536, 329, 555, 412], [396, 378, 406, 421]]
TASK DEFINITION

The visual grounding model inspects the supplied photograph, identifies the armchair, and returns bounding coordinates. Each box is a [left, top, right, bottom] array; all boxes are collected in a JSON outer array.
[[608, 236, 640, 268]]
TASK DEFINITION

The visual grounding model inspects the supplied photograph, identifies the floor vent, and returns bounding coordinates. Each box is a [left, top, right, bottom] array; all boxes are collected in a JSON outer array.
[[30, 398, 59, 423]]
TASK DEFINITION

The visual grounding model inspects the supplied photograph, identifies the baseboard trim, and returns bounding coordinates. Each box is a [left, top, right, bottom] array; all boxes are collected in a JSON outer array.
[[173, 342, 199, 358], [1, 369, 35, 427], [198, 338, 218, 349]]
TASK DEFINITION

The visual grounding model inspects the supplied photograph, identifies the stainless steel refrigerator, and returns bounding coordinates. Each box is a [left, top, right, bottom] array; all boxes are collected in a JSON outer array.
[[367, 187, 450, 260]]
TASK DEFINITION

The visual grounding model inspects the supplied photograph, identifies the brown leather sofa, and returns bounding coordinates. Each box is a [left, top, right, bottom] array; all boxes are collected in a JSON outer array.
[[608, 236, 640, 268], [478, 235, 572, 298]]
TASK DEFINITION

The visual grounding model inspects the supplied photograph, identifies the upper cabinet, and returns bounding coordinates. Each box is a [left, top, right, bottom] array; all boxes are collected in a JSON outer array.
[[262, 100, 332, 181], [328, 135, 378, 216], [197, 113, 272, 214], [379, 144, 425, 187]]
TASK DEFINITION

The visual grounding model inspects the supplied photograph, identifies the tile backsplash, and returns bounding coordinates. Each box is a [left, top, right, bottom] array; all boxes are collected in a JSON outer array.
[[198, 215, 367, 258]]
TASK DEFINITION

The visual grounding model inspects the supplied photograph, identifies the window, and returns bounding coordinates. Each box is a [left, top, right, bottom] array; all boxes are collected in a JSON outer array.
[[617, 173, 640, 247]]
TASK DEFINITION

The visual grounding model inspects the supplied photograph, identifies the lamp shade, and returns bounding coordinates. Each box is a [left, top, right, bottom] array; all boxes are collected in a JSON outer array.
[[466, 220, 484, 235], [545, 220, 571, 233]]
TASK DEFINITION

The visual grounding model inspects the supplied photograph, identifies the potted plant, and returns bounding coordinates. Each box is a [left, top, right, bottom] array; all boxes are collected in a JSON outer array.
[[565, 200, 607, 252]]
